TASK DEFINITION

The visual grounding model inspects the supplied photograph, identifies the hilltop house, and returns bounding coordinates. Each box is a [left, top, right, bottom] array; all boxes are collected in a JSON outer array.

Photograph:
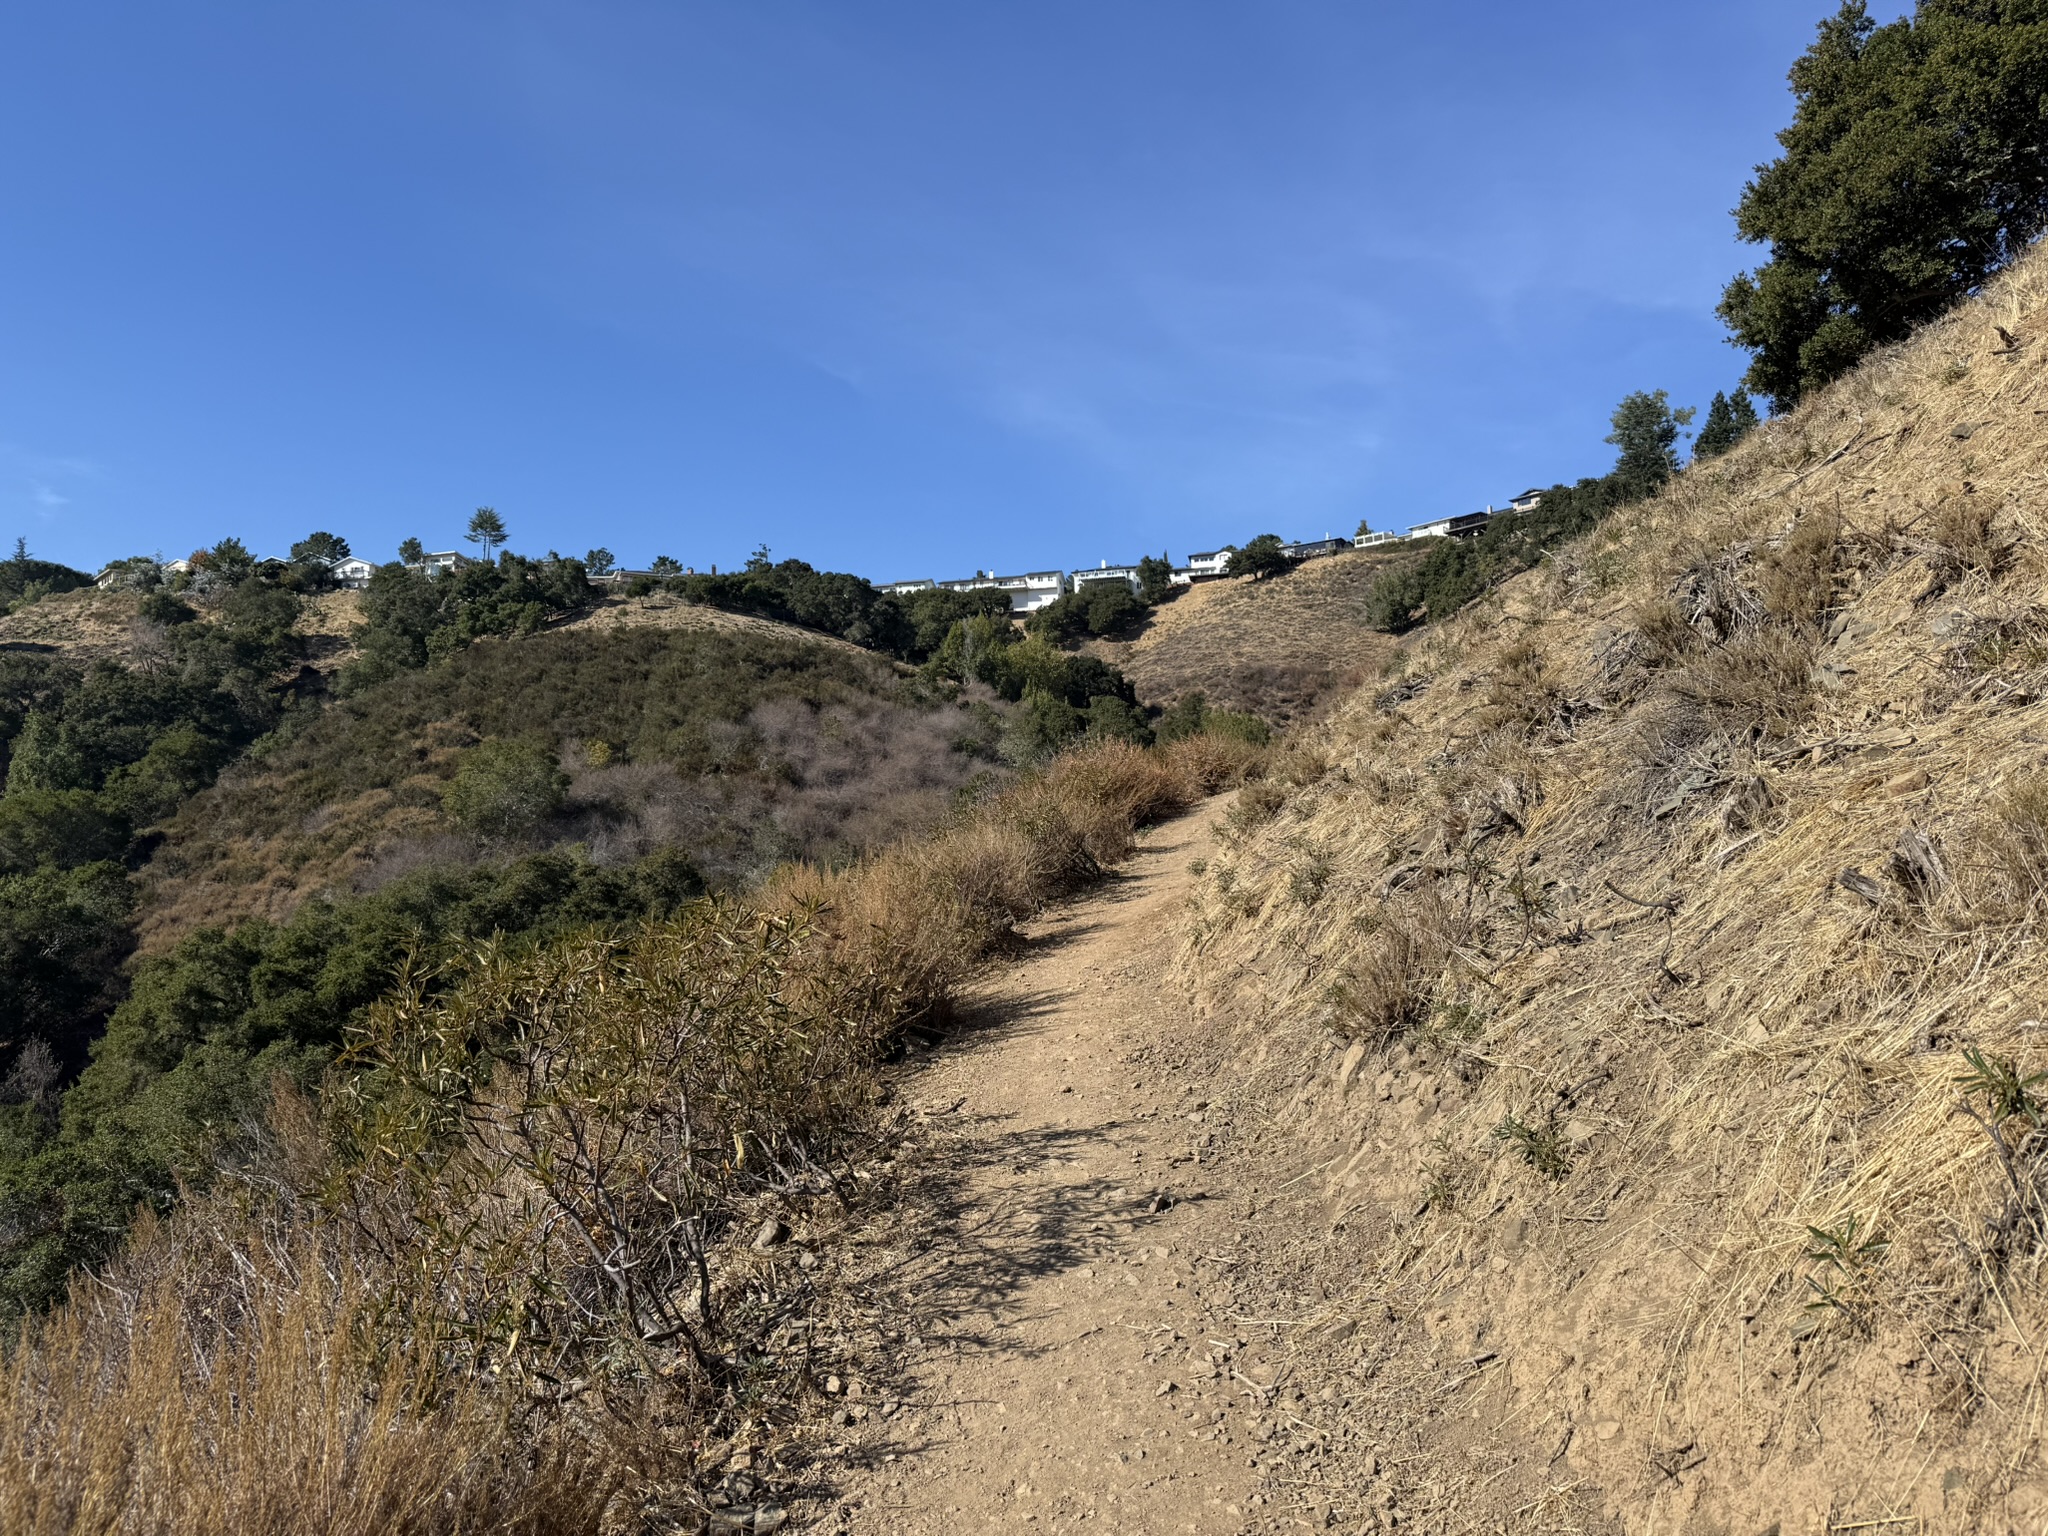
[[1410, 510, 1494, 540], [408, 550, 476, 577], [331, 557, 377, 589], [878, 579, 935, 596], [1353, 529, 1406, 548], [1072, 561, 1142, 595], [934, 569, 1070, 614], [1508, 488, 1545, 514], [1279, 537, 1352, 561], [1179, 548, 1237, 582]]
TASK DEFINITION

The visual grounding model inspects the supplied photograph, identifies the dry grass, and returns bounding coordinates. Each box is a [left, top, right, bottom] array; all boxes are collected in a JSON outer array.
[[0, 731, 1262, 1533], [1174, 241, 2048, 1520], [0, 589, 155, 667], [1, 1193, 611, 1536], [772, 733, 1262, 1028], [1081, 552, 1406, 726]]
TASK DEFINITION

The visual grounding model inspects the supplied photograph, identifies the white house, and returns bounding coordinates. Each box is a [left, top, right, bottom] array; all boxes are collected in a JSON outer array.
[[935, 569, 1070, 613], [879, 579, 936, 595], [1353, 530, 1406, 548], [331, 557, 377, 589], [1182, 548, 1237, 581], [1072, 561, 1142, 595], [1278, 537, 1352, 561], [409, 550, 476, 577], [1508, 488, 1545, 514], [1409, 511, 1494, 541]]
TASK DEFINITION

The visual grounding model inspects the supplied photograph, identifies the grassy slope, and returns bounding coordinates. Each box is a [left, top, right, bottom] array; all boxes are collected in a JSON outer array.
[[1178, 247, 2048, 1526], [1084, 550, 1405, 727], [0, 588, 157, 667]]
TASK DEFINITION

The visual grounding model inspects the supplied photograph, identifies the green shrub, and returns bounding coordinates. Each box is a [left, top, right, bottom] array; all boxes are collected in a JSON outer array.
[[0, 862, 133, 1068], [137, 590, 198, 627], [0, 791, 129, 873], [1227, 534, 1292, 580], [1002, 688, 1084, 766], [1084, 694, 1153, 747], [1028, 583, 1146, 642], [343, 555, 594, 690], [441, 740, 569, 840], [0, 845, 706, 1324], [1157, 691, 1271, 747]]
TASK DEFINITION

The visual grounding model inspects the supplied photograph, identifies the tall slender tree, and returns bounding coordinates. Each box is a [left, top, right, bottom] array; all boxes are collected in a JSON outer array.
[[465, 507, 507, 561]]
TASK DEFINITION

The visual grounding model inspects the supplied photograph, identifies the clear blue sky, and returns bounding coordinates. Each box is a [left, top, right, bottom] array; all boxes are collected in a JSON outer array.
[[1, 2, 1907, 581]]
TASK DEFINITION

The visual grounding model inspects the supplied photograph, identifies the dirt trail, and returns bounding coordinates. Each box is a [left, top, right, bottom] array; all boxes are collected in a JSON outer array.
[[838, 808, 1275, 1534]]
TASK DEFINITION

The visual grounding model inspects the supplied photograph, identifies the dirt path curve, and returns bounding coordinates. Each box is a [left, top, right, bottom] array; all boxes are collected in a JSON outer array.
[[841, 806, 1274, 1535]]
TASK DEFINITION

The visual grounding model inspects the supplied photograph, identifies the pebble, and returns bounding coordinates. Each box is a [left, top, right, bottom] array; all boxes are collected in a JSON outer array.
[[752, 1218, 789, 1251], [1593, 1419, 1622, 1441]]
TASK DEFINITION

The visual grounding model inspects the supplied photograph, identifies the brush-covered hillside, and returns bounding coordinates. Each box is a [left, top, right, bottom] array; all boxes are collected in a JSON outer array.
[[135, 623, 1006, 951], [1084, 547, 1408, 726], [1178, 241, 2048, 1528]]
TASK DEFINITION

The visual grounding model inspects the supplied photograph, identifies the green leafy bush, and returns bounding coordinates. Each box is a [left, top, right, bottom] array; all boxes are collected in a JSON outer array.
[[1028, 582, 1147, 642], [1156, 691, 1271, 747], [1227, 534, 1293, 580], [0, 846, 705, 1324], [1720, 1, 2048, 409], [441, 740, 570, 840]]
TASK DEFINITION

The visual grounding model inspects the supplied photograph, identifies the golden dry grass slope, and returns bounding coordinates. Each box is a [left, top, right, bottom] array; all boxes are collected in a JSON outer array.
[[0, 587, 366, 675], [1084, 549, 1407, 726], [0, 587, 157, 665], [1177, 243, 2048, 1532]]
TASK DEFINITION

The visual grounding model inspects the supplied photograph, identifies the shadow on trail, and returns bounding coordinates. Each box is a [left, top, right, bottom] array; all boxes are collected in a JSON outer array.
[[828, 815, 1212, 1481]]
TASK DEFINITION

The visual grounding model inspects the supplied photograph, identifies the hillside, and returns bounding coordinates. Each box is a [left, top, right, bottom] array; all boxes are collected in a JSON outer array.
[[0, 587, 160, 666], [0, 586, 366, 679], [135, 621, 1004, 952], [1169, 243, 2048, 1526], [554, 588, 896, 654], [1084, 549, 1406, 726]]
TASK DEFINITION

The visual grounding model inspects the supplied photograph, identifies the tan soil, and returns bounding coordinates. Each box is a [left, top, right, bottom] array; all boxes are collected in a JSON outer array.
[[820, 807, 1604, 1535]]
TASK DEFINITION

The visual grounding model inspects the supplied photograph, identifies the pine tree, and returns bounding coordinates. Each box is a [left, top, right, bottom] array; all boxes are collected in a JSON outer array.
[[465, 508, 507, 561], [398, 537, 426, 566], [1693, 390, 1761, 461], [1605, 391, 1695, 493], [288, 531, 351, 567]]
